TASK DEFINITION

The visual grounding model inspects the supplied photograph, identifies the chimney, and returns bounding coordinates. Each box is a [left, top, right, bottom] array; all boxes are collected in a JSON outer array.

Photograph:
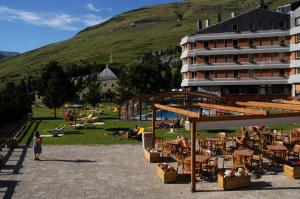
[[197, 20, 202, 31], [205, 15, 210, 28], [217, 12, 222, 23], [231, 12, 236, 18]]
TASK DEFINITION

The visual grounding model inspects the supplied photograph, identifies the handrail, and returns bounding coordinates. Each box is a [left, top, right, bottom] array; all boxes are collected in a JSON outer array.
[[0, 117, 28, 150]]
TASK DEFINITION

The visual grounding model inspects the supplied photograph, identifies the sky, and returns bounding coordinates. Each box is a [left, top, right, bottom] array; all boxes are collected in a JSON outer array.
[[0, 0, 180, 53]]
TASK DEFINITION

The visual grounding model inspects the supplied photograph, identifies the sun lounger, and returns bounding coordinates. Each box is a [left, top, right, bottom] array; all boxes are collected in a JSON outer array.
[[48, 124, 67, 135]]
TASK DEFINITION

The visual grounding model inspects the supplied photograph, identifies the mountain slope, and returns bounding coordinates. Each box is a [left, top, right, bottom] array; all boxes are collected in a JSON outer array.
[[0, 51, 19, 59], [0, 0, 294, 81]]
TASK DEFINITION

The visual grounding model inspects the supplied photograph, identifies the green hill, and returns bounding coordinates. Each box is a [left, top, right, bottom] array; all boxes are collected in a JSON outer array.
[[0, 0, 294, 81]]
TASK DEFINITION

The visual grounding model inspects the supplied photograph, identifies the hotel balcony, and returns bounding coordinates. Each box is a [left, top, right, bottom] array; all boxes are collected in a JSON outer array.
[[181, 77, 288, 87], [180, 30, 290, 45], [288, 74, 300, 84], [180, 45, 289, 59], [181, 61, 290, 72]]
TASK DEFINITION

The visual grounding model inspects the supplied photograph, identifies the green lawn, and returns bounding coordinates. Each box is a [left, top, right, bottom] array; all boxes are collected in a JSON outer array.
[[18, 103, 300, 145]]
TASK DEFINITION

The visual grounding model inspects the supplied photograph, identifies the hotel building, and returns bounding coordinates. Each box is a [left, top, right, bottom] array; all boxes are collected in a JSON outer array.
[[180, 1, 300, 100]]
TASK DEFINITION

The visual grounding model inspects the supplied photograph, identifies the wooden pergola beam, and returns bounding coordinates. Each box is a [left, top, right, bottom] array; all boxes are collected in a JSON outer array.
[[196, 102, 268, 116], [153, 104, 200, 119], [281, 100, 300, 105], [237, 101, 300, 111]]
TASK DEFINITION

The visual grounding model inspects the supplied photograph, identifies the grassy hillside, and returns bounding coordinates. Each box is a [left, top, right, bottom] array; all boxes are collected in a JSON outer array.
[[0, 0, 294, 82]]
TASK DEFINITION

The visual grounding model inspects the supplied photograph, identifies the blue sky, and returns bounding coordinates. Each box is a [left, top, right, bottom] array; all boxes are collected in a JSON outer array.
[[0, 0, 180, 53]]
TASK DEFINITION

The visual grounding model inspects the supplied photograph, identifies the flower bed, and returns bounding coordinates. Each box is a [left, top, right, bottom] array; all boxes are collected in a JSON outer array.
[[144, 148, 160, 163], [217, 168, 250, 190], [156, 163, 177, 183], [284, 161, 300, 179]]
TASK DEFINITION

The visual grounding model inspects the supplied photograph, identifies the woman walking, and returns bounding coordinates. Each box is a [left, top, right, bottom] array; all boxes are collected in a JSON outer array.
[[33, 131, 42, 160]]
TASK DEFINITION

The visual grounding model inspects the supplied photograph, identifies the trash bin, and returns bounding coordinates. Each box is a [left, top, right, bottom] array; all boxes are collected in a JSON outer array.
[[142, 132, 153, 149]]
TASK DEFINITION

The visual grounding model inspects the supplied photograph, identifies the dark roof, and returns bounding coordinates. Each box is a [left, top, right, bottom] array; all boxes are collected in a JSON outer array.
[[97, 66, 118, 81], [195, 8, 290, 35], [292, 0, 300, 11]]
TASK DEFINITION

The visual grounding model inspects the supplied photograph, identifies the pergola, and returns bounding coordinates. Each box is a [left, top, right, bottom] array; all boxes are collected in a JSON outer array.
[[151, 100, 300, 192]]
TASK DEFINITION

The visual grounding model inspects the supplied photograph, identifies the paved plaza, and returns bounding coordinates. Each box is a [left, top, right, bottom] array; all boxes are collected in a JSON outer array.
[[0, 144, 299, 199]]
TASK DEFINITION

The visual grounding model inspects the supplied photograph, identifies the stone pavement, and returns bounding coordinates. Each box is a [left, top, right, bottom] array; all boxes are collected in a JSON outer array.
[[0, 145, 299, 199]]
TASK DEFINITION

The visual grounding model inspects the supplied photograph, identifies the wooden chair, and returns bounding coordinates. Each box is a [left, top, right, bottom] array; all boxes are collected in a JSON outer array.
[[290, 131, 300, 145], [202, 157, 219, 178], [272, 141, 283, 146], [262, 134, 274, 146], [162, 142, 172, 157], [233, 155, 251, 170], [155, 137, 163, 152], [175, 151, 184, 172], [182, 159, 201, 175], [221, 141, 233, 168], [217, 132, 227, 140]]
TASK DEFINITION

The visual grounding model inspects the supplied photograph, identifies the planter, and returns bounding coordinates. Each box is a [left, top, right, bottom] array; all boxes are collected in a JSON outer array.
[[144, 150, 160, 163], [217, 174, 250, 190], [283, 164, 300, 179], [156, 165, 177, 183]]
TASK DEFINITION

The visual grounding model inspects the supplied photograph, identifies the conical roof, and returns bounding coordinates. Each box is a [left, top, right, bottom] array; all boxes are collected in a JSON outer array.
[[97, 65, 118, 80]]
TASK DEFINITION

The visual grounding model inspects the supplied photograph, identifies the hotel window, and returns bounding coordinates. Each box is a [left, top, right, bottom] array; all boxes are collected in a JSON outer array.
[[214, 56, 218, 63], [225, 71, 228, 78], [233, 55, 239, 63], [296, 34, 300, 43], [270, 22, 274, 29], [296, 51, 300, 60], [224, 40, 228, 47], [258, 23, 262, 30], [191, 72, 197, 79], [233, 70, 239, 78], [296, 68, 300, 74], [270, 69, 275, 77], [191, 57, 197, 64], [183, 73, 188, 79], [183, 58, 188, 65], [279, 21, 286, 29], [249, 39, 254, 47], [204, 56, 209, 64], [204, 71, 209, 78], [259, 54, 263, 62], [233, 39, 239, 48], [270, 53, 274, 61], [249, 69, 255, 78], [271, 37, 275, 45], [191, 42, 196, 50], [214, 40, 217, 48], [279, 69, 285, 77], [280, 52, 285, 61], [259, 38, 263, 46], [295, 17, 300, 27], [249, 23, 254, 31], [224, 25, 227, 32], [233, 24, 239, 32], [224, 55, 228, 63], [249, 54, 255, 63], [279, 36, 285, 45], [204, 41, 209, 49]]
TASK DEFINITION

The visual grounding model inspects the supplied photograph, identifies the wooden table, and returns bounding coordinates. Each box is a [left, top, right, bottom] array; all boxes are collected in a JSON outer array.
[[205, 137, 221, 151], [186, 155, 210, 176], [164, 140, 180, 155], [294, 144, 300, 160], [233, 150, 253, 170], [266, 145, 288, 152], [266, 145, 288, 164]]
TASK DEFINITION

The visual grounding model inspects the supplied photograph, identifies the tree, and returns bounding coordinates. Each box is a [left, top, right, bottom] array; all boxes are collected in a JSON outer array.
[[83, 74, 101, 112], [38, 61, 75, 118], [0, 82, 32, 125]]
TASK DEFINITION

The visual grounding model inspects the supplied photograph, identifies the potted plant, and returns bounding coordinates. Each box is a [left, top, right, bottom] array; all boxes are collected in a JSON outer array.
[[283, 160, 300, 179]]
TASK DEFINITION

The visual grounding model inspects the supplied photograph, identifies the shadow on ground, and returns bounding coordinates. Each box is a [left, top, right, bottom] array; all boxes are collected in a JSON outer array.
[[39, 159, 96, 163]]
